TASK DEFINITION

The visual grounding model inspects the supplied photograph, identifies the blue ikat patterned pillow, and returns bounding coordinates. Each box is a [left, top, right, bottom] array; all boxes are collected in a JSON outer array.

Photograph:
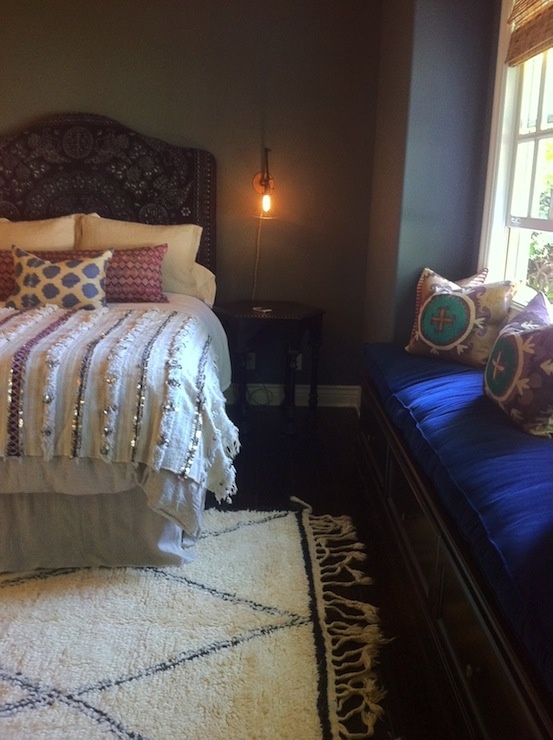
[[5, 246, 113, 310]]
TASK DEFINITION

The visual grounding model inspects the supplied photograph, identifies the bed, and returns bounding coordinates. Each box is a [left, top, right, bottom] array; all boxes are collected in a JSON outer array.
[[0, 112, 239, 572]]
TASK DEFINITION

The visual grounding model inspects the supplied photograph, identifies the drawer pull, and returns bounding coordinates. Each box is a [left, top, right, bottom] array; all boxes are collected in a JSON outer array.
[[465, 663, 482, 680]]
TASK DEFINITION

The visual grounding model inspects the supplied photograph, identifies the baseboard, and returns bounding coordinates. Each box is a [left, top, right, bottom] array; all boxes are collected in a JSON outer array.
[[225, 383, 361, 411]]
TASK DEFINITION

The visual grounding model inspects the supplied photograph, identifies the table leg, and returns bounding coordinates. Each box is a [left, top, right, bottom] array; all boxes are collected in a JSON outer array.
[[308, 316, 323, 411], [283, 346, 299, 431], [309, 341, 320, 409], [238, 351, 249, 418]]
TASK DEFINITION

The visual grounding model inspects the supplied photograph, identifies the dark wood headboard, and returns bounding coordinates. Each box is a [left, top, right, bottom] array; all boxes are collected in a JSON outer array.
[[0, 113, 216, 271]]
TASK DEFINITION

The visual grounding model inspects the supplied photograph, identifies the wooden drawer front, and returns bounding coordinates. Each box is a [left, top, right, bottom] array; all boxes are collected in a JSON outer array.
[[437, 547, 539, 739], [387, 461, 439, 599], [359, 391, 388, 488]]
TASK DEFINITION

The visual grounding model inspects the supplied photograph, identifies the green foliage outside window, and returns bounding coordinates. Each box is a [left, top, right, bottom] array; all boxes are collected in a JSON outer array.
[[526, 141, 553, 300], [528, 231, 553, 300]]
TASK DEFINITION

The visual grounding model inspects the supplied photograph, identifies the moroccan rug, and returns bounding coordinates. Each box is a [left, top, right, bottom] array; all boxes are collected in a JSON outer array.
[[0, 507, 386, 739]]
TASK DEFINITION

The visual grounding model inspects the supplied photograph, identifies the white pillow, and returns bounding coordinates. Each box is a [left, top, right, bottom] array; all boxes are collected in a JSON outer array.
[[76, 214, 203, 295], [0, 215, 78, 250], [187, 263, 216, 306]]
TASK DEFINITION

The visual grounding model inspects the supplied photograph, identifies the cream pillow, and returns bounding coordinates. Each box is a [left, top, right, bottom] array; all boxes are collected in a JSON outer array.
[[76, 214, 203, 294], [183, 263, 216, 306], [0, 215, 78, 250]]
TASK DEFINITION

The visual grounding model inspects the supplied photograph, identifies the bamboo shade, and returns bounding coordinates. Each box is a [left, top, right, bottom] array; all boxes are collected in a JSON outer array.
[[506, 0, 553, 65]]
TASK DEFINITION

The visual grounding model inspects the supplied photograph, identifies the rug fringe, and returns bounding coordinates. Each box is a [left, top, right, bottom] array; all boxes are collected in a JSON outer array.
[[303, 510, 387, 739], [289, 495, 313, 513]]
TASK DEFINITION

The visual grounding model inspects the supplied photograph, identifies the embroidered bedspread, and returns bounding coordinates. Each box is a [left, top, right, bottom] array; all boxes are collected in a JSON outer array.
[[0, 304, 239, 511]]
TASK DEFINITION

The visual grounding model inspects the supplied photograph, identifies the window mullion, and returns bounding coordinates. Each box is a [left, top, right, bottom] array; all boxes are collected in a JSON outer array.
[[508, 66, 525, 223], [536, 51, 547, 129], [525, 148, 537, 216], [526, 56, 543, 217], [528, 55, 546, 218]]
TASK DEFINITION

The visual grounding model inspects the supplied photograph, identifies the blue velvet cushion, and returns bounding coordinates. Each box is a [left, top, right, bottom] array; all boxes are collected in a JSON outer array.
[[363, 342, 553, 697]]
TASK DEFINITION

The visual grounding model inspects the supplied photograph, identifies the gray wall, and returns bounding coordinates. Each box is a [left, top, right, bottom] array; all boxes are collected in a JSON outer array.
[[0, 0, 499, 387], [365, 0, 500, 344]]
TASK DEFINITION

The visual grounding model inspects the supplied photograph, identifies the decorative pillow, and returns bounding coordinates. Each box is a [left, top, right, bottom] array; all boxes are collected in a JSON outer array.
[[48, 245, 168, 303], [0, 215, 78, 251], [77, 245, 168, 303], [0, 245, 169, 303], [0, 249, 13, 301], [484, 292, 553, 436], [406, 278, 517, 367], [76, 214, 203, 295], [5, 246, 112, 310], [409, 266, 489, 340]]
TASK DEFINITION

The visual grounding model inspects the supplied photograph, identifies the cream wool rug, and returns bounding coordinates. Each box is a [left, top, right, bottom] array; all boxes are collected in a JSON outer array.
[[0, 507, 386, 739]]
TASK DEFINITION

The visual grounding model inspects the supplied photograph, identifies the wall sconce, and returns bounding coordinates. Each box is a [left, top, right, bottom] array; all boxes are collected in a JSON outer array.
[[251, 146, 276, 300], [253, 147, 275, 218]]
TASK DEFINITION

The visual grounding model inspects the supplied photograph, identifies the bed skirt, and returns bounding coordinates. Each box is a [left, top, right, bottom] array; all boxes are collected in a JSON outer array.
[[0, 489, 195, 572]]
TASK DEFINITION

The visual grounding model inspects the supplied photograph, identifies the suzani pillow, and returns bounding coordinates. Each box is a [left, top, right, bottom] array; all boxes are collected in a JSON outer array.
[[409, 267, 489, 341], [5, 246, 112, 310], [406, 278, 517, 367], [484, 292, 553, 436]]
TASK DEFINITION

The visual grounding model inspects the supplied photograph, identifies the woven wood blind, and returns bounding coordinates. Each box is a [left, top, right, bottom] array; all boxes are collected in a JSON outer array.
[[507, 0, 553, 65]]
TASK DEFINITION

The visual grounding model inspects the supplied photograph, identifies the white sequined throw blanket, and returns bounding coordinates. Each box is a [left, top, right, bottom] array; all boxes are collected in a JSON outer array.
[[0, 305, 239, 513]]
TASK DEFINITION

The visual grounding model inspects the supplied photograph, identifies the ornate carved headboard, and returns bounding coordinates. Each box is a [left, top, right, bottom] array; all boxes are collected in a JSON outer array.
[[0, 113, 216, 271]]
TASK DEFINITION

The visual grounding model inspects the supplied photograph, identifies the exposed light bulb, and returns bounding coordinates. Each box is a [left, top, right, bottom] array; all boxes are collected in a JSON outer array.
[[253, 148, 275, 218]]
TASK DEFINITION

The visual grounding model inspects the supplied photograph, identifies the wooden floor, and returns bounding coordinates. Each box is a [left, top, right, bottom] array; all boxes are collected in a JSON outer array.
[[218, 404, 463, 740]]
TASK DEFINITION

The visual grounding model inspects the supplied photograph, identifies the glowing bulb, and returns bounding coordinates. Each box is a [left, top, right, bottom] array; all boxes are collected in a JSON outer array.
[[262, 193, 272, 213]]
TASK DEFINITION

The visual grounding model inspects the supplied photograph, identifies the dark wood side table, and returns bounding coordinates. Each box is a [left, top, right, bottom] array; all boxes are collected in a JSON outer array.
[[214, 300, 324, 425]]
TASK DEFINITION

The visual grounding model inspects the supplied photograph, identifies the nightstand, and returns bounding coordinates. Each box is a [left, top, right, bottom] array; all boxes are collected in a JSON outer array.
[[214, 300, 324, 425]]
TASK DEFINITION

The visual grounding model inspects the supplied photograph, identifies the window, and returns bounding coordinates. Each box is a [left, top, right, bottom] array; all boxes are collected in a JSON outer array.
[[480, 0, 553, 301]]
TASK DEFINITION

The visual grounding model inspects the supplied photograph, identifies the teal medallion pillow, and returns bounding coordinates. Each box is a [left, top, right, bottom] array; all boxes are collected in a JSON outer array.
[[5, 246, 113, 310], [406, 278, 517, 367], [484, 291, 553, 436], [409, 266, 489, 341]]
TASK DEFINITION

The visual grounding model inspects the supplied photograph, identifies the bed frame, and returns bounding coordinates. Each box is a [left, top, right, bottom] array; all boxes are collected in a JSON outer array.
[[0, 112, 216, 271], [0, 113, 219, 570]]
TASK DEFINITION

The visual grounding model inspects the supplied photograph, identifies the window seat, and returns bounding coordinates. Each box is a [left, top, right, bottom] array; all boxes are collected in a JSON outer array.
[[360, 341, 553, 738]]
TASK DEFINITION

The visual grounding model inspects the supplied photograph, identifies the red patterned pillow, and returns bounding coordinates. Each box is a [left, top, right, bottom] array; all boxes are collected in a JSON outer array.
[[0, 244, 169, 303], [0, 250, 13, 301], [75, 245, 168, 302]]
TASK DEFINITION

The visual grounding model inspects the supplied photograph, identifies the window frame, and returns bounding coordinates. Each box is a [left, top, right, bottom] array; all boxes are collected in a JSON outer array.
[[479, 0, 553, 296]]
